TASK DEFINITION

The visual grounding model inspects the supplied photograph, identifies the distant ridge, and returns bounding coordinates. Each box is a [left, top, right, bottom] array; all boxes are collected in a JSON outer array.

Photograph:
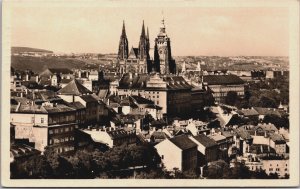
[[11, 46, 53, 54]]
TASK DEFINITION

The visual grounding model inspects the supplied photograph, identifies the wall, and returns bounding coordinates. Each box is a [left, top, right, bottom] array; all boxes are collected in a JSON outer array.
[[155, 139, 182, 171], [262, 159, 289, 178]]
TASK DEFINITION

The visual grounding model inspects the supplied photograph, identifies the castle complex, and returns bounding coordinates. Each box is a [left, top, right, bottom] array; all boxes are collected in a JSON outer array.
[[117, 18, 176, 75]]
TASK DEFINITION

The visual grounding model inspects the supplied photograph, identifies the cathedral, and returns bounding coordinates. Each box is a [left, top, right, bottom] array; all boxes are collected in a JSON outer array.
[[117, 18, 176, 74]]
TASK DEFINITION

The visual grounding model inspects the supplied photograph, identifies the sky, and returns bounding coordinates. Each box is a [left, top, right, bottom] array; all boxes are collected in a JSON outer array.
[[10, 2, 289, 56]]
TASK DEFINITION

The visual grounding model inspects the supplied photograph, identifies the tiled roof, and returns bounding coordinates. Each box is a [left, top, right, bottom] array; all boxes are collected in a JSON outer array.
[[68, 101, 85, 110], [107, 129, 135, 139], [48, 68, 73, 74], [80, 95, 98, 103], [209, 134, 227, 142], [10, 144, 41, 158], [60, 78, 73, 84], [57, 79, 92, 95], [97, 89, 108, 99], [203, 75, 244, 85], [192, 134, 217, 148], [253, 107, 281, 117], [270, 133, 285, 143], [118, 73, 149, 89], [12, 103, 75, 114], [151, 131, 169, 140], [237, 108, 259, 116], [169, 135, 197, 150], [235, 127, 252, 140], [130, 95, 154, 105], [163, 76, 193, 90], [256, 123, 278, 132]]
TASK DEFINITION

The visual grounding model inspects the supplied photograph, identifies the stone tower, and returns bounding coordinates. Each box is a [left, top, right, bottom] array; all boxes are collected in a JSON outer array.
[[153, 17, 176, 74], [118, 21, 129, 60]]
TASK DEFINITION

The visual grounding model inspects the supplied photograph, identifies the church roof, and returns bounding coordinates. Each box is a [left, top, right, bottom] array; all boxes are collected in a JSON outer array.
[[128, 47, 139, 59], [57, 79, 92, 95]]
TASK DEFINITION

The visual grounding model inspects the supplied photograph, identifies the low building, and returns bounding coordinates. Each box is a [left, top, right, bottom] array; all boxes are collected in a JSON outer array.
[[11, 102, 77, 153], [189, 134, 218, 165], [261, 157, 289, 178], [81, 128, 136, 148], [155, 134, 198, 172], [270, 133, 286, 155], [202, 75, 245, 103]]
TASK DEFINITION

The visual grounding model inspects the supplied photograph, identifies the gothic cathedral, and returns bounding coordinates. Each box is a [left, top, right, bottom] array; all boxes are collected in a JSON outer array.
[[117, 18, 176, 75]]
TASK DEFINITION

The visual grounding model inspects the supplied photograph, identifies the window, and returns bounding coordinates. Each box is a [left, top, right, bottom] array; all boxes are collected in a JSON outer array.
[[49, 130, 53, 135], [276, 168, 280, 171], [55, 129, 59, 134], [161, 155, 164, 159], [65, 137, 69, 142], [65, 127, 69, 132], [285, 168, 288, 171], [269, 168, 273, 171], [49, 139, 53, 145], [41, 118, 44, 123]]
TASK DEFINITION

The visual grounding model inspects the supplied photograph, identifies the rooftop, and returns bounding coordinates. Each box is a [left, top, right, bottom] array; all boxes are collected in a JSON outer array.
[[57, 79, 92, 95], [192, 134, 217, 148], [203, 75, 244, 85], [169, 134, 197, 150]]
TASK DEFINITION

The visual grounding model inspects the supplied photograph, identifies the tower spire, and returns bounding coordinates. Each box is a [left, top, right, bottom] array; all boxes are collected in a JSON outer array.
[[118, 20, 128, 60], [147, 26, 149, 40], [141, 20, 145, 37], [122, 20, 126, 36]]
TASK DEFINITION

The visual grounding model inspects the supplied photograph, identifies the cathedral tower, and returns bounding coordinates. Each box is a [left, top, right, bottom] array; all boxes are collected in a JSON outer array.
[[138, 20, 150, 60], [118, 21, 129, 60], [153, 17, 176, 74]]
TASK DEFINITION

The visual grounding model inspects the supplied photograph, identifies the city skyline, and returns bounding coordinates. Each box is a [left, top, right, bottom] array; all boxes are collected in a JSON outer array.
[[11, 4, 289, 56]]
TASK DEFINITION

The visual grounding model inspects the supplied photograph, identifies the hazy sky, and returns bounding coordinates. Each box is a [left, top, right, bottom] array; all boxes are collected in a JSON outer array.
[[11, 3, 289, 56]]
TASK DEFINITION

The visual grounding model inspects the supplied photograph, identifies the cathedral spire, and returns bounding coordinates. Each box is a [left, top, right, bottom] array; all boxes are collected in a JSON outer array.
[[122, 20, 126, 36], [147, 26, 149, 40], [141, 20, 146, 37], [118, 20, 128, 60]]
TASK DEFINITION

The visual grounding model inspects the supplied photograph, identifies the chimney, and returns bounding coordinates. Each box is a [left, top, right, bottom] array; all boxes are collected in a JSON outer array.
[[25, 74, 29, 81], [35, 75, 39, 83], [129, 72, 133, 79]]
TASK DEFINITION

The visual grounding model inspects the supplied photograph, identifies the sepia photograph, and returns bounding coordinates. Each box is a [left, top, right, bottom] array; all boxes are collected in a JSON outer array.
[[1, 0, 299, 187]]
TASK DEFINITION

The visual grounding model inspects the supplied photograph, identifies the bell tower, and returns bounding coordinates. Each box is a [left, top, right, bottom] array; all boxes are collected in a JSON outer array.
[[154, 17, 176, 74]]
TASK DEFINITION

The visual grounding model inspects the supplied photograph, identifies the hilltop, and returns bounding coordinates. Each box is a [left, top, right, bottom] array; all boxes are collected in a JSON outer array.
[[11, 56, 97, 73], [11, 46, 53, 54]]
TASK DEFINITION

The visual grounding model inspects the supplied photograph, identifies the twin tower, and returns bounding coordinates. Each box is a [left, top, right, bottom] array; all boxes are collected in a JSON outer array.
[[117, 19, 176, 75]]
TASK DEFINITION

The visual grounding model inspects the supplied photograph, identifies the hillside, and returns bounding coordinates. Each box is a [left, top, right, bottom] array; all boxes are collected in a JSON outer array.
[[11, 47, 53, 54], [11, 56, 96, 73]]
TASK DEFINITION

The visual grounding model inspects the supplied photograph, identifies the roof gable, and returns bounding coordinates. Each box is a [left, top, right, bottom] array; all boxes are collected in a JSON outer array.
[[57, 79, 92, 95]]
